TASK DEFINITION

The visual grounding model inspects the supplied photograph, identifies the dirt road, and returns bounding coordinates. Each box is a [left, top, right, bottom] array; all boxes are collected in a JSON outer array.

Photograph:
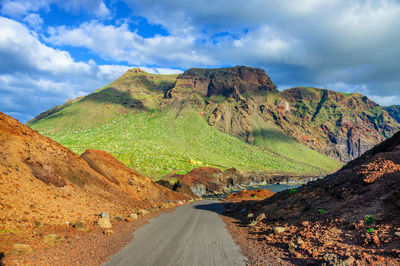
[[105, 200, 247, 266]]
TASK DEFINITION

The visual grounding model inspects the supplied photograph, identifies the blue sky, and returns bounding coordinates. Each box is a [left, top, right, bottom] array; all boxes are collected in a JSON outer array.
[[1, 0, 400, 122]]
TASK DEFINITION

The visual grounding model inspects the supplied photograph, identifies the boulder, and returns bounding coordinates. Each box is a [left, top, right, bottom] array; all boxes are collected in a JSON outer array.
[[43, 234, 62, 245], [112, 216, 123, 222], [100, 212, 110, 219], [97, 218, 112, 229], [73, 222, 89, 232], [11, 243, 33, 255], [255, 213, 266, 222], [130, 213, 138, 220], [273, 227, 286, 234]]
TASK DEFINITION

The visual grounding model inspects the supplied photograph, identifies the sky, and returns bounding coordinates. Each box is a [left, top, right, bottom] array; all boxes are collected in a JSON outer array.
[[0, 0, 400, 123]]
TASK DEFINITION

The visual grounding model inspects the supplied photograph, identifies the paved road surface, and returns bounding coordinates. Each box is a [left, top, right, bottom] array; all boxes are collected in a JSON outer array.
[[105, 200, 247, 266]]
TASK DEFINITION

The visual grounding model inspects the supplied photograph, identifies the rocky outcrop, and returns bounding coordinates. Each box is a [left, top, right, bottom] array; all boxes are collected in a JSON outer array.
[[157, 167, 322, 197], [166, 66, 277, 99]]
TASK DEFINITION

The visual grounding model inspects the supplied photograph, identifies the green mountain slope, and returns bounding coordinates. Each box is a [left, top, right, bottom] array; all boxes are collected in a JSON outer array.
[[29, 68, 341, 178]]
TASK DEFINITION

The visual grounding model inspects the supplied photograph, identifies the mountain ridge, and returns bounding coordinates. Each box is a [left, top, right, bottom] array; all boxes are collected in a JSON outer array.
[[27, 66, 399, 176]]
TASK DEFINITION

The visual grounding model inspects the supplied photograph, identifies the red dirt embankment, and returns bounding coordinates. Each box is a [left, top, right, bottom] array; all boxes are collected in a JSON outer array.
[[0, 111, 189, 264], [225, 189, 274, 200], [224, 131, 400, 265]]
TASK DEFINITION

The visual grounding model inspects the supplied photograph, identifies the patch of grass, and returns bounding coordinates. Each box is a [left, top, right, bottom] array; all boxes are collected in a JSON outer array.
[[289, 188, 297, 195], [318, 208, 326, 214]]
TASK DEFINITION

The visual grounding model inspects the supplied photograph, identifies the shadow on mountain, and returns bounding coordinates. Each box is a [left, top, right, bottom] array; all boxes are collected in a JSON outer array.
[[82, 87, 149, 111], [250, 128, 297, 146], [132, 75, 175, 93]]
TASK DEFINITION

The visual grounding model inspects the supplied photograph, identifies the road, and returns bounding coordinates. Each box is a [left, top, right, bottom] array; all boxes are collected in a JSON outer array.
[[104, 200, 247, 266]]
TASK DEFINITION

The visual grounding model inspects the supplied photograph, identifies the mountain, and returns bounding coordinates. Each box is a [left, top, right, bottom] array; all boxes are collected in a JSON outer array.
[[0, 111, 188, 231], [164, 68, 399, 162], [28, 67, 342, 178], [28, 66, 399, 177]]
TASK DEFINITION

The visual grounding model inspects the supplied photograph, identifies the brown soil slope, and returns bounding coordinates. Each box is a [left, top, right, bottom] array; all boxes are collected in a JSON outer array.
[[255, 131, 400, 223], [0, 112, 187, 231], [81, 149, 188, 204], [225, 131, 400, 264]]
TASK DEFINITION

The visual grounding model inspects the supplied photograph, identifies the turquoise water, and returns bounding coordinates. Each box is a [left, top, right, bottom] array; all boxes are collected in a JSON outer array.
[[232, 183, 300, 193]]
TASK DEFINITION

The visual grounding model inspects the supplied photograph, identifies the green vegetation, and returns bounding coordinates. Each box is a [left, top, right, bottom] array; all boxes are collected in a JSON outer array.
[[341, 92, 354, 97], [32, 105, 334, 178], [318, 208, 326, 214], [366, 228, 374, 234], [289, 188, 297, 195], [364, 215, 375, 225], [250, 122, 341, 172]]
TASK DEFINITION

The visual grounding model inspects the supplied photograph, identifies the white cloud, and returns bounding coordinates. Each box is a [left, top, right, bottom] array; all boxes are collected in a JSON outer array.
[[120, 0, 400, 103], [47, 20, 212, 67], [0, 0, 110, 19], [22, 13, 43, 30], [0, 16, 182, 122]]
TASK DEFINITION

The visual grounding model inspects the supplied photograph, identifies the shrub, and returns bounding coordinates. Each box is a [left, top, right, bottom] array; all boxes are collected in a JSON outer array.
[[364, 215, 374, 225]]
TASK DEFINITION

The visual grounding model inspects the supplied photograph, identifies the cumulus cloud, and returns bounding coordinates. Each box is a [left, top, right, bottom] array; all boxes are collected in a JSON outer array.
[[46, 21, 212, 67], [0, 0, 110, 19], [0, 17, 181, 122], [121, 0, 400, 104]]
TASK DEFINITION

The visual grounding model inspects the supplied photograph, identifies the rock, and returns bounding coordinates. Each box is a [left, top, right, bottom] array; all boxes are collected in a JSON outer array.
[[125, 217, 134, 222], [103, 229, 114, 236], [247, 213, 254, 218], [255, 213, 266, 222], [394, 231, 400, 238], [322, 253, 355, 266], [73, 222, 89, 232], [97, 218, 112, 229], [296, 237, 304, 245], [112, 216, 123, 222], [11, 243, 33, 255], [130, 213, 138, 220], [273, 227, 286, 234], [43, 234, 62, 245], [139, 210, 149, 216], [248, 220, 258, 227], [177, 200, 184, 205], [100, 212, 110, 219], [372, 235, 380, 246]]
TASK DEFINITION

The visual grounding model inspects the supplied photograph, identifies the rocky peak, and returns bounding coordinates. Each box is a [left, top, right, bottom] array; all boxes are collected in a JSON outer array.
[[167, 66, 278, 98]]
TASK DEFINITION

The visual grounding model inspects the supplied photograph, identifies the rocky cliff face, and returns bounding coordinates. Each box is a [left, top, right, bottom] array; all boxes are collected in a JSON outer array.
[[166, 66, 277, 98], [273, 88, 399, 161], [164, 67, 400, 162]]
